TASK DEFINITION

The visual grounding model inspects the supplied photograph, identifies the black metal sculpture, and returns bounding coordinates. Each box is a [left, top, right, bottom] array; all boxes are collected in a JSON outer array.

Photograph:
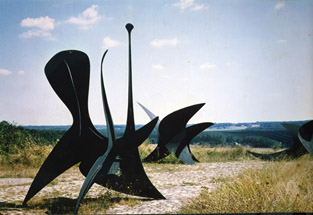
[[23, 23, 164, 206], [247, 123, 308, 160], [80, 24, 164, 201], [138, 102, 213, 164], [75, 47, 161, 212], [298, 120, 313, 156]]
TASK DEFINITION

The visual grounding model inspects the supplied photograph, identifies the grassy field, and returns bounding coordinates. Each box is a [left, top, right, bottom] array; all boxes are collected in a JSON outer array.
[[180, 154, 313, 213], [138, 141, 256, 163], [1, 142, 312, 214], [0, 142, 254, 178]]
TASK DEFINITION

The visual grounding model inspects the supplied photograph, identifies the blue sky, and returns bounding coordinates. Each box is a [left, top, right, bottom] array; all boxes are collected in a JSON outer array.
[[0, 0, 312, 125]]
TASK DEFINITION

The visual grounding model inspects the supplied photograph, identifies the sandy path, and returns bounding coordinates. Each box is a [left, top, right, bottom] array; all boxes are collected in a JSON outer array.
[[0, 161, 264, 214]]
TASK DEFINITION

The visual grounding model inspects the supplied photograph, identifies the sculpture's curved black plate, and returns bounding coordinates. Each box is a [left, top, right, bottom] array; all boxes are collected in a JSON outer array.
[[140, 103, 212, 164], [176, 122, 213, 160], [158, 103, 205, 146], [247, 150, 291, 160], [23, 51, 107, 205], [298, 120, 313, 155]]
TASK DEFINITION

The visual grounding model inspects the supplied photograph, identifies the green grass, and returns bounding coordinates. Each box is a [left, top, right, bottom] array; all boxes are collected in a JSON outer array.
[[0, 143, 52, 168], [192, 146, 253, 162], [180, 154, 313, 213], [0, 143, 53, 178], [139, 141, 254, 164]]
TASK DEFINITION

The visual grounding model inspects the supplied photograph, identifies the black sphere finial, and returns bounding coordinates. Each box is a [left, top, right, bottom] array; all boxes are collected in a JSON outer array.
[[126, 23, 134, 33]]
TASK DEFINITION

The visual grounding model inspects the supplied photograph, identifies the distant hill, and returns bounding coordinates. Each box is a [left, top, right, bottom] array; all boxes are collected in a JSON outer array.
[[208, 120, 308, 131], [22, 120, 309, 131], [2, 120, 310, 151], [21, 120, 310, 149]]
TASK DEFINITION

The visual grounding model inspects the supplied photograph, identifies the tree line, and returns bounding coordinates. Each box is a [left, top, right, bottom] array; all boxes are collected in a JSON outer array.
[[1, 120, 293, 155]]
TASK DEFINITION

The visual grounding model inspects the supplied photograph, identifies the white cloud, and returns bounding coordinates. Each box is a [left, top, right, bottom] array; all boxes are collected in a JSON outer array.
[[275, 1, 285, 10], [18, 70, 25, 75], [67, 5, 107, 30], [19, 29, 54, 40], [151, 38, 179, 48], [152, 64, 165, 71], [191, 4, 205, 11], [0, 69, 12, 76], [20, 16, 55, 31], [276, 39, 287, 43], [173, 0, 206, 11], [20, 16, 55, 40], [102, 36, 121, 48], [174, 0, 194, 10], [200, 63, 217, 70]]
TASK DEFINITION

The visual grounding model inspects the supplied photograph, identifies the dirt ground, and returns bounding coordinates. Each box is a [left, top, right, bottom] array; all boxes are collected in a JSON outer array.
[[0, 161, 265, 214]]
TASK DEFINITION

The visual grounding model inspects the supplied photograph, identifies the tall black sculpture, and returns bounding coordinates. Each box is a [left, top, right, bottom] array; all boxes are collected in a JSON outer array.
[[23, 23, 164, 206], [75, 47, 161, 212], [138, 102, 213, 164], [298, 120, 313, 156], [84, 24, 165, 200], [247, 123, 308, 160]]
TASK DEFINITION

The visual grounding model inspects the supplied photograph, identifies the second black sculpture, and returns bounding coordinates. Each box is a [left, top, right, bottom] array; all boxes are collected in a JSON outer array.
[[138, 102, 213, 164], [23, 23, 164, 206], [247, 123, 309, 160]]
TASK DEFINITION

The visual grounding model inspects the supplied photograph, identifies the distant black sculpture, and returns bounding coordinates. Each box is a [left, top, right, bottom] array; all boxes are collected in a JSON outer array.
[[298, 120, 313, 156], [247, 123, 308, 160], [138, 102, 213, 164], [23, 23, 164, 206]]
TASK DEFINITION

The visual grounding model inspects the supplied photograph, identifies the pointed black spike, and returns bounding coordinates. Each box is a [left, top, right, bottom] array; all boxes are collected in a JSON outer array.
[[137, 102, 158, 122], [101, 50, 116, 145], [190, 151, 200, 162], [24, 130, 82, 206]]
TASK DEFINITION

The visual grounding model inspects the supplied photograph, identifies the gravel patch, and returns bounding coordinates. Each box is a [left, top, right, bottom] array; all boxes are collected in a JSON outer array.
[[0, 161, 265, 214], [0, 178, 33, 186], [106, 161, 264, 214]]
